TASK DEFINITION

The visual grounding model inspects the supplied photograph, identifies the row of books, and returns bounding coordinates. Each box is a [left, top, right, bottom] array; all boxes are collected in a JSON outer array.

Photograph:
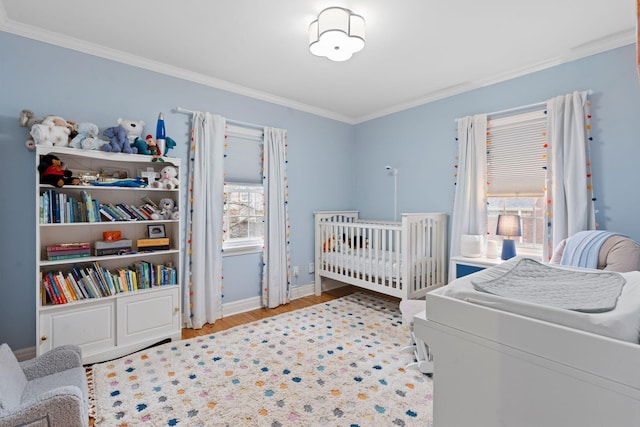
[[39, 191, 161, 224], [98, 202, 158, 222], [40, 190, 97, 224], [41, 260, 178, 305]]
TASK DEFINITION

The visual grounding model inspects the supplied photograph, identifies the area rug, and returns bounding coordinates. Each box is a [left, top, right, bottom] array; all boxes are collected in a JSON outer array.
[[91, 292, 433, 426]]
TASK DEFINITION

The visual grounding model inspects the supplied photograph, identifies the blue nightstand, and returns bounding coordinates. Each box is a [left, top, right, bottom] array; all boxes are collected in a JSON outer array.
[[450, 255, 505, 279]]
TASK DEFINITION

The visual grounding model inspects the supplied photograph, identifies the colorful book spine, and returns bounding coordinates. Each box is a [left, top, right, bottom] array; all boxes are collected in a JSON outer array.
[[48, 253, 91, 261]]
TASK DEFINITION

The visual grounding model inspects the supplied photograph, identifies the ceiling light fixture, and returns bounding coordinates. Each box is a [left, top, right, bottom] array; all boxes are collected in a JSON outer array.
[[309, 7, 365, 62]]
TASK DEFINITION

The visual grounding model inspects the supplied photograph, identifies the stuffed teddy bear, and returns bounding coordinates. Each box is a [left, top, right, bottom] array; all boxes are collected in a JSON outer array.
[[69, 122, 107, 150], [117, 118, 145, 145], [150, 198, 179, 220], [152, 165, 179, 189], [102, 125, 138, 154], [28, 115, 73, 149], [38, 154, 80, 187]]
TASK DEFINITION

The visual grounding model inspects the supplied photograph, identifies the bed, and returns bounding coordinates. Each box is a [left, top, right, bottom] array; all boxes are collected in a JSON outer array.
[[415, 257, 640, 426], [314, 211, 447, 299]]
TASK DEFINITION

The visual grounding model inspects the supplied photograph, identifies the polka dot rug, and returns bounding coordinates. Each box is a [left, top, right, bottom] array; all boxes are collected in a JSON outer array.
[[91, 292, 433, 426]]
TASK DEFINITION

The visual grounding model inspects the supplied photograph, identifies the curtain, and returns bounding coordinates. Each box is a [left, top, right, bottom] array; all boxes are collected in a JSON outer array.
[[182, 112, 225, 328], [261, 127, 291, 308], [544, 91, 595, 261], [449, 115, 488, 280]]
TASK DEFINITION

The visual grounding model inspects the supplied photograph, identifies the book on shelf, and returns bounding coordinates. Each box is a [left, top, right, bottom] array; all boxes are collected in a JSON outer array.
[[48, 253, 91, 261], [41, 259, 178, 305], [137, 237, 170, 251], [47, 242, 91, 251], [142, 196, 159, 210], [93, 240, 133, 256], [129, 205, 150, 220], [40, 189, 103, 224]]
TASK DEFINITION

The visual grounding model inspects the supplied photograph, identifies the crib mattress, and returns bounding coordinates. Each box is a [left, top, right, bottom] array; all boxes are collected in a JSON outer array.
[[321, 249, 402, 280], [436, 256, 640, 343]]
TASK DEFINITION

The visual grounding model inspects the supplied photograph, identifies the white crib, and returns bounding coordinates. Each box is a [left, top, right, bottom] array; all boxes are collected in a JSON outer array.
[[314, 211, 448, 299]]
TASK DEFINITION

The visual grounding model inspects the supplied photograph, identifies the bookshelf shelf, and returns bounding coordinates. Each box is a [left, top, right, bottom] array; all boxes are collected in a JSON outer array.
[[40, 249, 181, 267], [39, 219, 179, 227], [35, 146, 183, 364], [38, 284, 180, 311]]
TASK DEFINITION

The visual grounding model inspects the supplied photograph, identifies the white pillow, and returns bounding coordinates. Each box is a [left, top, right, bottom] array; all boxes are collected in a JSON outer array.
[[0, 343, 27, 410]]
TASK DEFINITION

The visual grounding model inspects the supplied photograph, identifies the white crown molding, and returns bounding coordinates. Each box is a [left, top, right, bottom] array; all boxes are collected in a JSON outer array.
[[1, 10, 634, 126], [0, 17, 356, 125], [353, 28, 636, 124]]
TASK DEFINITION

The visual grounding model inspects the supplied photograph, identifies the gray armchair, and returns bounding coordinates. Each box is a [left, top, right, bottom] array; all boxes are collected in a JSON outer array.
[[0, 343, 88, 427]]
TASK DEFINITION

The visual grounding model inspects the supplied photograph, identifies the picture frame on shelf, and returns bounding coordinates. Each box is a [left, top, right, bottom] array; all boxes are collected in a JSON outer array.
[[147, 224, 166, 239]]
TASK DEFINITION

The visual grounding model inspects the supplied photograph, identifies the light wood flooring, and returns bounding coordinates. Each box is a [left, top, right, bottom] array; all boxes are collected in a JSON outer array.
[[89, 286, 399, 426]]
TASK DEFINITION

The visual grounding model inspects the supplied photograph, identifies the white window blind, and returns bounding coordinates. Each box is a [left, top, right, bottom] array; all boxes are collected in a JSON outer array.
[[224, 125, 263, 183], [486, 109, 547, 197]]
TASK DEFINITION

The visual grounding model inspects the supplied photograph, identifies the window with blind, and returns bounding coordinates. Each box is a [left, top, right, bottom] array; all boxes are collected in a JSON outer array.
[[223, 125, 264, 255], [486, 107, 547, 248]]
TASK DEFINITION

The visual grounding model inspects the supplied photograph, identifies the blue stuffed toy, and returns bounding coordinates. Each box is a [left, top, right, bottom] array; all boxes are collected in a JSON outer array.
[[102, 125, 138, 154], [69, 122, 107, 150]]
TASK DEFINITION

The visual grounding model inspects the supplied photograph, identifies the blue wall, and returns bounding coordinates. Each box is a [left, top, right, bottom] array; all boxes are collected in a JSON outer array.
[[0, 32, 355, 350], [2, 30, 640, 352], [354, 45, 640, 244]]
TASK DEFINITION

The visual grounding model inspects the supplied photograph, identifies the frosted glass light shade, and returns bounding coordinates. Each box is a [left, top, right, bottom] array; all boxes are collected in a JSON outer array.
[[309, 7, 365, 62]]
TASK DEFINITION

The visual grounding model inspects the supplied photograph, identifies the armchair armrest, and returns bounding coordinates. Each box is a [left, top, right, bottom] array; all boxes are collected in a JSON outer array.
[[0, 386, 87, 427], [20, 347, 82, 381]]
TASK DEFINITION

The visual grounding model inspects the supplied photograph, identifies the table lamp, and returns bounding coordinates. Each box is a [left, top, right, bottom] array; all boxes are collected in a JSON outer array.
[[496, 214, 522, 260]]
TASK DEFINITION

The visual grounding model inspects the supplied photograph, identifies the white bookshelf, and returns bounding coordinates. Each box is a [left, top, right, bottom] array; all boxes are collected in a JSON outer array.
[[35, 146, 182, 364]]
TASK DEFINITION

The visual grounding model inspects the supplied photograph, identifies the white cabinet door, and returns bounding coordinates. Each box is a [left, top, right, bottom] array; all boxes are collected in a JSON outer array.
[[39, 300, 115, 355], [117, 287, 180, 347]]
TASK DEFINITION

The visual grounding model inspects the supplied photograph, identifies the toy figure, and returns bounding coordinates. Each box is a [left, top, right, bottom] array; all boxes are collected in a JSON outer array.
[[38, 154, 80, 187]]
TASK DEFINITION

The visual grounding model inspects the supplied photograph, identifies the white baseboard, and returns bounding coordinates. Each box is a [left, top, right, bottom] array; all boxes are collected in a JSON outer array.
[[14, 346, 36, 362], [222, 282, 316, 317]]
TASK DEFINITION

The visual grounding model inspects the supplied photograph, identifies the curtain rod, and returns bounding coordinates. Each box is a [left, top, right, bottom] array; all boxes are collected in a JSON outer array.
[[173, 106, 265, 130], [454, 90, 593, 122]]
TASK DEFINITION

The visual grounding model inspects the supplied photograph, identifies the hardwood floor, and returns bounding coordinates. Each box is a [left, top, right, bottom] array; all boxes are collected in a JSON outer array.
[[89, 286, 399, 426]]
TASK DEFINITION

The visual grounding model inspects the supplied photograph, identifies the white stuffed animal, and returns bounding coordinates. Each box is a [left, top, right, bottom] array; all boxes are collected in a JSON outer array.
[[117, 118, 145, 145], [152, 165, 179, 190], [28, 116, 72, 148]]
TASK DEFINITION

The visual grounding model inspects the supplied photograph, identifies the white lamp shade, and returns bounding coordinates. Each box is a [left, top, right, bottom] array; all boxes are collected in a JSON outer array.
[[496, 214, 522, 237], [309, 7, 365, 62]]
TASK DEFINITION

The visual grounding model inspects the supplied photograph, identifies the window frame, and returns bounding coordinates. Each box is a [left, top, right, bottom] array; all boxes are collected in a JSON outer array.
[[222, 182, 264, 256]]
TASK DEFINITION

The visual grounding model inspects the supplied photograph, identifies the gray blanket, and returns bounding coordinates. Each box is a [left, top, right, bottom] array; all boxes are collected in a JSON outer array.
[[472, 258, 626, 313]]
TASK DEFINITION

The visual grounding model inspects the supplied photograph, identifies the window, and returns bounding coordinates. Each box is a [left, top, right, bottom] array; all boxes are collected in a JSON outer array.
[[223, 183, 264, 254], [486, 107, 547, 250], [487, 197, 544, 248]]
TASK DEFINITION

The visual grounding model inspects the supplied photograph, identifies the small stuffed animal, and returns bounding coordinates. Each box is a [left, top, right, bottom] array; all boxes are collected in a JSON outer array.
[[152, 165, 179, 189], [28, 115, 73, 149], [117, 118, 145, 145], [69, 122, 107, 150], [150, 198, 179, 220], [165, 136, 176, 156], [38, 154, 80, 187], [102, 125, 138, 154], [131, 134, 163, 162], [19, 109, 44, 129], [131, 137, 150, 155]]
